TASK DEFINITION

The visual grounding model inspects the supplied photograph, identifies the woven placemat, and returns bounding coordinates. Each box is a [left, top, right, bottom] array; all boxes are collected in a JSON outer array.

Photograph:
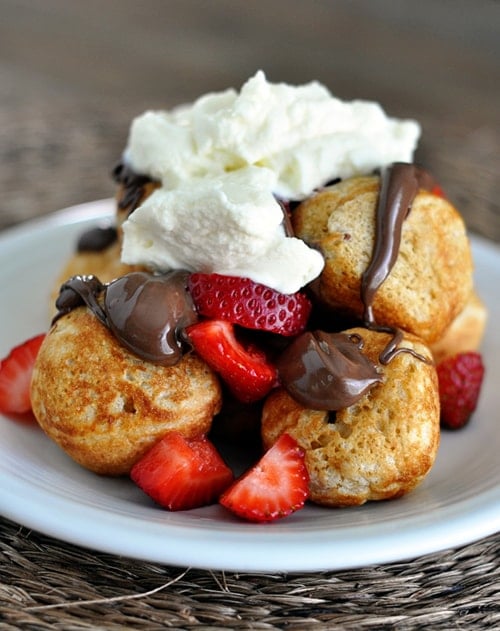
[[0, 517, 499, 630], [1, 90, 499, 631]]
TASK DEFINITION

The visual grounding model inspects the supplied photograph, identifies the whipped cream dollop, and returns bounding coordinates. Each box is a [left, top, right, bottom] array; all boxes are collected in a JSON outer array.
[[121, 71, 420, 293]]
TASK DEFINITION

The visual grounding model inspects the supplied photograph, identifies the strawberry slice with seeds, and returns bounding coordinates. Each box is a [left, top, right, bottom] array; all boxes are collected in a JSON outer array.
[[130, 432, 234, 511], [186, 319, 278, 403], [0, 333, 45, 415], [436, 351, 485, 430], [188, 273, 311, 336], [219, 433, 309, 522]]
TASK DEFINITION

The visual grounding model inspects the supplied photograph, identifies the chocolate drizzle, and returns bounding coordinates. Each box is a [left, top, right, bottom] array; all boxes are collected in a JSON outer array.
[[278, 162, 437, 411], [360, 162, 437, 365], [276, 199, 295, 237], [53, 271, 198, 366], [54, 275, 107, 325], [112, 161, 158, 215], [361, 162, 437, 324]]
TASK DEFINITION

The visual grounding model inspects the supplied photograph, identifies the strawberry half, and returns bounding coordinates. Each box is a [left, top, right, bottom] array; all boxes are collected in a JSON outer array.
[[130, 432, 234, 511], [436, 351, 485, 430], [0, 333, 45, 415], [188, 273, 311, 336], [186, 319, 278, 403], [219, 433, 309, 522]]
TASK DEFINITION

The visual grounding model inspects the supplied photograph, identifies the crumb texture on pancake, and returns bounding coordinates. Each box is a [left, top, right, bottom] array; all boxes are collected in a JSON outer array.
[[293, 176, 473, 343], [31, 307, 222, 475], [262, 327, 440, 506]]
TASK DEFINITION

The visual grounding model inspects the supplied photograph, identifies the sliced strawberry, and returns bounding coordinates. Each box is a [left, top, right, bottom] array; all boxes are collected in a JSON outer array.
[[186, 319, 278, 403], [436, 351, 485, 430], [219, 433, 309, 522], [130, 432, 234, 511], [188, 273, 311, 336], [0, 334, 45, 414]]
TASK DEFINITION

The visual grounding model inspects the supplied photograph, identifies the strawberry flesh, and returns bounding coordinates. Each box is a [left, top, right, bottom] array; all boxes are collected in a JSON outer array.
[[131, 432, 234, 511], [436, 351, 485, 430], [186, 319, 278, 403], [219, 433, 309, 522], [0, 333, 45, 415], [188, 273, 311, 336]]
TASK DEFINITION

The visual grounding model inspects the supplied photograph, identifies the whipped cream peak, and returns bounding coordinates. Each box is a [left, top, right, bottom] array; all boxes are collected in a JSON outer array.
[[121, 167, 324, 294], [121, 71, 421, 293]]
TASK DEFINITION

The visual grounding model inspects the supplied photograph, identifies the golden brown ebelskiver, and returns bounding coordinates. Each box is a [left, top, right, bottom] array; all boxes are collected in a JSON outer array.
[[293, 176, 473, 344], [261, 327, 440, 507], [30, 307, 222, 475]]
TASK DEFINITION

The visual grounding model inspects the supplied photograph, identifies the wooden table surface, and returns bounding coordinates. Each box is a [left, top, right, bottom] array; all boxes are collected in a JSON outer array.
[[1, 1, 499, 629]]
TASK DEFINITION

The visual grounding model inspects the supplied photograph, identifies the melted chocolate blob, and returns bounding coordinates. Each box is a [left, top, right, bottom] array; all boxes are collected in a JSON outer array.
[[104, 271, 198, 366], [53, 271, 198, 366], [277, 331, 382, 411]]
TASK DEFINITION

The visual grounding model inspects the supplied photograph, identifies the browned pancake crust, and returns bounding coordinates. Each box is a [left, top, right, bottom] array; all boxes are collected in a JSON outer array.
[[293, 176, 473, 343], [262, 327, 440, 507], [31, 307, 222, 475]]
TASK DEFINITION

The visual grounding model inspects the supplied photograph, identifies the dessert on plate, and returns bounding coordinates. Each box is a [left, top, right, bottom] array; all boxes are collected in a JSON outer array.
[[0, 71, 486, 522]]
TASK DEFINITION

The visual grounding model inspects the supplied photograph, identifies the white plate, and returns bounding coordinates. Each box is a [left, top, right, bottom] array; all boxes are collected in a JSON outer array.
[[1, 200, 499, 573]]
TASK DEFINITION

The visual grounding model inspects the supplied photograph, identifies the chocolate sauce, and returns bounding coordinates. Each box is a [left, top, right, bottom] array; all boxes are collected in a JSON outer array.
[[54, 275, 107, 325], [53, 271, 198, 366], [112, 161, 158, 215], [276, 199, 295, 237], [276, 331, 382, 410], [360, 162, 437, 365], [77, 226, 118, 253], [104, 271, 197, 365], [361, 162, 437, 324], [280, 162, 436, 411]]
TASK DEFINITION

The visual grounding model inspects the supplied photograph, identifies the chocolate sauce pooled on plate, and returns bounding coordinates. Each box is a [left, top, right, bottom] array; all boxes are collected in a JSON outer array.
[[361, 162, 437, 364], [277, 331, 382, 410], [53, 271, 198, 366]]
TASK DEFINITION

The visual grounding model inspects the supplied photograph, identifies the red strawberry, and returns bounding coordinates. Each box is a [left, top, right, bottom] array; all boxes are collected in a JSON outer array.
[[186, 319, 278, 403], [188, 273, 311, 336], [219, 433, 309, 522], [131, 432, 234, 511], [436, 351, 485, 430], [0, 334, 45, 414], [430, 184, 446, 198]]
